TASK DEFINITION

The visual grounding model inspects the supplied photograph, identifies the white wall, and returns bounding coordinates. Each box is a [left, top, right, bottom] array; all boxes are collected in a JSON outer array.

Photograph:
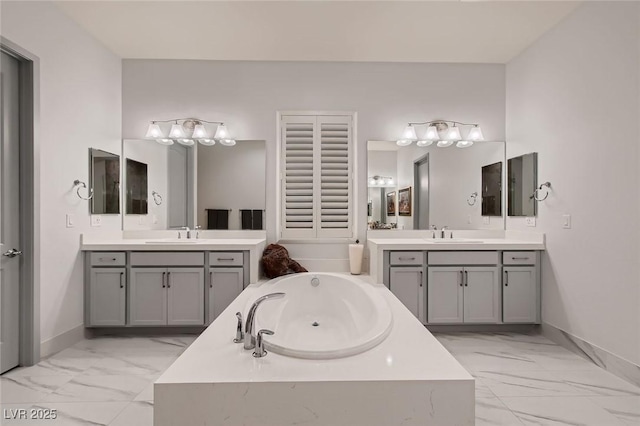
[[506, 2, 640, 364], [1, 1, 122, 350], [122, 60, 506, 248]]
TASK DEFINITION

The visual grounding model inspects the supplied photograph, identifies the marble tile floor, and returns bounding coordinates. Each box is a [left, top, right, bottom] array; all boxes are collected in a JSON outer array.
[[1, 332, 638, 425]]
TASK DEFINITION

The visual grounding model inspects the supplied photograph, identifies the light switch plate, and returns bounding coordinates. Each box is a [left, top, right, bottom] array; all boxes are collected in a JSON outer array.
[[526, 217, 536, 227], [483, 216, 490, 225], [562, 214, 572, 229], [66, 214, 75, 228], [138, 215, 145, 225], [91, 215, 102, 227]]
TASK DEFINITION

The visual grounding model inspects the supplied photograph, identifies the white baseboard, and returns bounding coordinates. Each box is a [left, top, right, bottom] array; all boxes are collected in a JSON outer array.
[[40, 324, 85, 358]]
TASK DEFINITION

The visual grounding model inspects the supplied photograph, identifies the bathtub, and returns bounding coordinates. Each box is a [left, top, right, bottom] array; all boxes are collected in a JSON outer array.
[[249, 272, 393, 359]]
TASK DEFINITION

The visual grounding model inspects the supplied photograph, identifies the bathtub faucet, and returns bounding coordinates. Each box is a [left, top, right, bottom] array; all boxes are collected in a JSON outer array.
[[244, 292, 286, 350]]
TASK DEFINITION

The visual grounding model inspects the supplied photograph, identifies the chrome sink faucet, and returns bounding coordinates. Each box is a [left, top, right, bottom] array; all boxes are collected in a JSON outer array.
[[244, 292, 285, 350], [430, 225, 437, 239], [180, 226, 191, 239], [441, 226, 449, 239]]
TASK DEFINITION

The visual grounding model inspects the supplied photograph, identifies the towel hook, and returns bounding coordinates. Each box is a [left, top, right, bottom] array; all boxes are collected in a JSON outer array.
[[152, 191, 163, 206], [532, 182, 551, 201], [73, 180, 94, 201], [467, 192, 478, 206]]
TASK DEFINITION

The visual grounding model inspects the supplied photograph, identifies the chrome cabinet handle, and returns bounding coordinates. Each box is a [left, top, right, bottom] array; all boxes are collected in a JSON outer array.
[[504, 271, 509, 286], [464, 271, 468, 287], [162, 272, 166, 288], [233, 312, 244, 343], [167, 272, 171, 288], [120, 272, 124, 289], [418, 270, 423, 287], [2, 248, 23, 258], [459, 270, 464, 287], [210, 271, 213, 288]]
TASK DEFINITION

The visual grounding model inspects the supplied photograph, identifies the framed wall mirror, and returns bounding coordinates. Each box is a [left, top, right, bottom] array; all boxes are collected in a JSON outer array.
[[89, 148, 120, 214], [367, 140, 506, 230], [125, 158, 148, 215], [508, 152, 538, 217], [121, 139, 266, 230]]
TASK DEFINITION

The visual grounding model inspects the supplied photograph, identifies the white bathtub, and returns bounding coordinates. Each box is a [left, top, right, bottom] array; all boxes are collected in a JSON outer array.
[[248, 273, 393, 359]]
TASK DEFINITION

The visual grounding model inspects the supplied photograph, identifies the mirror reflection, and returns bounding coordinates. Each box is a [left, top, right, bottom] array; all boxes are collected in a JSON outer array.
[[508, 152, 538, 217], [367, 140, 505, 230], [126, 159, 148, 215], [89, 148, 120, 215], [121, 139, 266, 230]]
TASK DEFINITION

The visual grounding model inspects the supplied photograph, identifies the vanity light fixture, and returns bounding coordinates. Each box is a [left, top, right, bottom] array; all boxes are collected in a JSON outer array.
[[368, 175, 395, 187], [397, 120, 485, 148], [144, 118, 235, 147]]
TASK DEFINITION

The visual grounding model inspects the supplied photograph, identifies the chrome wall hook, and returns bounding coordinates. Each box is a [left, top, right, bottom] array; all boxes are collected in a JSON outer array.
[[533, 182, 551, 201], [73, 180, 94, 201], [467, 192, 478, 206]]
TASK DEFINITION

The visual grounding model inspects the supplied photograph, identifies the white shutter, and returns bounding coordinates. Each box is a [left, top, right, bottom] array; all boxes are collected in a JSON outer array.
[[317, 116, 352, 238], [281, 116, 316, 239], [280, 114, 353, 239]]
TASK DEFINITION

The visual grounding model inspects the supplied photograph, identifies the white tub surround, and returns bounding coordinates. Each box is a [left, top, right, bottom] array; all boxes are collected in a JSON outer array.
[[155, 274, 474, 426]]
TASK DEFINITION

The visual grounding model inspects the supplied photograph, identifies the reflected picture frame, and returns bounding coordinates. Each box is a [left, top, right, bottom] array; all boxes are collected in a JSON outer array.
[[398, 187, 412, 216], [386, 191, 396, 216]]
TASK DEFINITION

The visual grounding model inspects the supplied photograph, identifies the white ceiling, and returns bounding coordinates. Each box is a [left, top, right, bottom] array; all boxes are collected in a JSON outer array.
[[55, 0, 580, 63]]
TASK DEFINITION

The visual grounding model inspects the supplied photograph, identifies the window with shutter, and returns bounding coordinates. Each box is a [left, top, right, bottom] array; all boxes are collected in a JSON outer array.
[[280, 114, 353, 239]]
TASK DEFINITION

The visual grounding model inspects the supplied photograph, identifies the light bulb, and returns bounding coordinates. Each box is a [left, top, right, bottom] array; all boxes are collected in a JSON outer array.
[[424, 125, 439, 141], [192, 124, 207, 139], [145, 123, 163, 139], [168, 123, 186, 139], [437, 140, 454, 148], [369, 178, 376, 185], [416, 140, 434, 147], [177, 138, 195, 146], [214, 124, 229, 139], [198, 139, 216, 146], [387, 178, 394, 185], [402, 125, 417, 141], [467, 126, 484, 141], [456, 141, 474, 148], [219, 139, 236, 147], [447, 125, 462, 141], [396, 139, 413, 147], [156, 138, 174, 146]]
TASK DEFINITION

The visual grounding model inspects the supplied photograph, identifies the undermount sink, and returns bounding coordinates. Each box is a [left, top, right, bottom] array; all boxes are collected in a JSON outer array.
[[428, 239, 484, 244], [145, 239, 201, 244]]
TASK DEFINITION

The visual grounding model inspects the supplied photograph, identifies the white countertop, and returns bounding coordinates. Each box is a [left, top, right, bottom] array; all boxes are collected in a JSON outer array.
[[157, 275, 472, 385], [80, 237, 266, 251], [368, 237, 545, 251]]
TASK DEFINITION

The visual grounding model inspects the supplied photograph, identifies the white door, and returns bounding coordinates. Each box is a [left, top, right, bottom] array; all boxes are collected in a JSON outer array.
[[167, 268, 204, 326], [463, 267, 501, 323], [427, 267, 464, 324], [129, 268, 167, 326], [89, 268, 126, 326], [1, 51, 22, 373], [389, 267, 425, 323], [503, 266, 538, 323], [208, 268, 244, 324]]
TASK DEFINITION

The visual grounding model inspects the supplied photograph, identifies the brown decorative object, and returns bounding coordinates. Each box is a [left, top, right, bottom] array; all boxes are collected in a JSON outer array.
[[386, 191, 396, 216], [398, 187, 412, 216], [261, 244, 308, 279]]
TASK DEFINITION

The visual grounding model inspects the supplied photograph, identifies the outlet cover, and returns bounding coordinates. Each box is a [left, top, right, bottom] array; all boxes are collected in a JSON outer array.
[[526, 217, 536, 227], [483, 216, 490, 225], [66, 214, 75, 228], [562, 214, 572, 229], [91, 215, 102, 227], [138, 215, 146, 225]]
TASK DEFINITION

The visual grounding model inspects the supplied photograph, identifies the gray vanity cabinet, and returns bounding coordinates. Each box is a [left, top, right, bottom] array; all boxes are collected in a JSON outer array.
[[389, 266, 425, 323], [129, 268, 168, 326], [503, 266, 538, 323], [208, 268, 244, 323], [427, 267, 463, 323], [464, 267, 501, 323], [88, 268, 126, 326], [167, 268, 205, 326]]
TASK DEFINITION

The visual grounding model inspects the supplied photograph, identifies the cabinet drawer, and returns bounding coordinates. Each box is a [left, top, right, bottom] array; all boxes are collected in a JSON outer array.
[[503, 251, 537, 265], [428, 251, 499, 265], [90, 252, 126, 266], [389, 251, 424, 266], [130, 252, 205, 266], [209, 252, 244, 267]]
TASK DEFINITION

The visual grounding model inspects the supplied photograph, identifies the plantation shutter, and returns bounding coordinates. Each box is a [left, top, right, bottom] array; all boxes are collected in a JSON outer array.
[[280, 114, 353, 239]]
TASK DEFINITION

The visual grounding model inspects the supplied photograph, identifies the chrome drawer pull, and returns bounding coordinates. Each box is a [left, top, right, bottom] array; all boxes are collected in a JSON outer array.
[[99, 257, 117, 262], [511, 256, 530, 260], [217, 257, 235, 261], [398, 257, 416, 261]]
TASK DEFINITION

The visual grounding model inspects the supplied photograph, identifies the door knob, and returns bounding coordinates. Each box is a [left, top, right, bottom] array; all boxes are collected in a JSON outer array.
[[2, 248, 22, 258]]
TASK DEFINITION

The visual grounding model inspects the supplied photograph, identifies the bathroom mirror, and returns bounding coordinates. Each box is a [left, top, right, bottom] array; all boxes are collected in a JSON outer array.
[[121, 139, 266, 231], [125, 159, 148, 215], [367, 140, 506, 230], [89, 148, 120, 214], [508, 152, 538, 217]]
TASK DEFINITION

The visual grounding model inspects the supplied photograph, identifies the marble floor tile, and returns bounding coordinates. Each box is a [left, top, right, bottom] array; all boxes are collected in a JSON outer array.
[[475, 370, 593, 397], [72, 335, 195, 354], [109, 400, 154, 426], [500, 396, 627, 426], [0, 375, 73, 403], [553, 370, 640, 397], [5, 348, 103, 378], [434, 333, 513, 352], [0, 401, 128, 425], [44, 374, 154, 403], [82, 352, 178, 376], [454, 350, 545, 373], [526, 349, 602, 371], [474, 377, 496, 399], [475, 397, 524, 426], [589, 396, 640, 426]]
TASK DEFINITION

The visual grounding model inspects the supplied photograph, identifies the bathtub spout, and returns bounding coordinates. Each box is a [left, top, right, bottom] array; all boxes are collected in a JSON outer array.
[[244, 292, 286, 350]]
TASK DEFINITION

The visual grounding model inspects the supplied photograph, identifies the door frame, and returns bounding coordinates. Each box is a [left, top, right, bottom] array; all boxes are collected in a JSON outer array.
[[413, 153, 429, 230], [1, 37, 40, 366]]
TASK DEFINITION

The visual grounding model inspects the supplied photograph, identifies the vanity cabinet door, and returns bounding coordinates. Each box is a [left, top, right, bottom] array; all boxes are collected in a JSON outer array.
[[88, 268, 126, 326], [463, 267, 501, 323], [129, 268, 168, 326], [389, 266, 425, 323], [167, 268, 205, 326], [208, 268, 244, 324], [503, 266, 538, 323], [427, 267, 464, 324]]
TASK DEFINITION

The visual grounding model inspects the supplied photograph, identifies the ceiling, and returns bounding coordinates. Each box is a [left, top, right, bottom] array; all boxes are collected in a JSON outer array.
[[55, 0, 581, 63]]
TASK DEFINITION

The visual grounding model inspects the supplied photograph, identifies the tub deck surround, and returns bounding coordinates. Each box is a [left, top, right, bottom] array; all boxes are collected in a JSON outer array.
[[154, 274, 475, 426]]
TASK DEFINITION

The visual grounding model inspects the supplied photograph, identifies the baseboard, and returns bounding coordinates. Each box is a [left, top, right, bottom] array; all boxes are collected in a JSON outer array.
[[40, 324, 85, 358], [541, 322, 640, 388], [427, 324, 539, 334]]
